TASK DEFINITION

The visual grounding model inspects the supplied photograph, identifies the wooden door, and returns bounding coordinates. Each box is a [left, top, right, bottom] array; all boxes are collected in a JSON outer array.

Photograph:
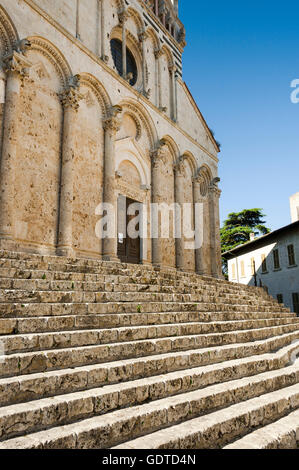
[[117, 196, 141, 264]]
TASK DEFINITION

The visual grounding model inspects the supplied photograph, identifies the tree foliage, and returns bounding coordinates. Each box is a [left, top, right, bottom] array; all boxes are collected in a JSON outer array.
[[221, 209, 271, 276]]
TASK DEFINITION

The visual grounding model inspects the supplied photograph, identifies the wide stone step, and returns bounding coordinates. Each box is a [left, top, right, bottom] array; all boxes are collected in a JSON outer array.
[[0, 288, 282, 311], [1, 321, 299, 354], [224, 409, 299, 449], [0, 301, 289, 320], [1, 313, 297, 335], [112, 383, 299, 450], [1, 339, 298, 408], [0, 253, 278, 297], [1, 328, 298, 379], [0, 276, 282, 303], [1, 366, 298, 448]]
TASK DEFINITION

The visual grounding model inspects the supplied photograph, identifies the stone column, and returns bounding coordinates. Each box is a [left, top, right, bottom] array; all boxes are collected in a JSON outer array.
[[0, 50, 31, 248], [118, 9, 130, 79], [0, 69, 6, 161], [139, 30, 148, 96], [99, 0, 108, 63], [169, 65, 177, 122], [154, 0, 159, 16], [209, 178, 222, 278], [150, 141, 167, 267], [154, 48, 163, 109], [174, 156, 185, 271], [57, 77, 82, 257], [102, 106, 122, 261], [192, 176, 206, 275]]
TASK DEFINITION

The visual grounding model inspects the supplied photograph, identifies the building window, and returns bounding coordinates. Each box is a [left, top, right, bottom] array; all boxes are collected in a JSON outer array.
[[287, 244, 296, 266], [240, 260, 245, 277], [273, 249, 280, 269], [277, 294, 283, 304], [110, 39, 138, 86], [232, 263, 236, 279], [292, 293, 299, 315], [261, 254, 267, 273]]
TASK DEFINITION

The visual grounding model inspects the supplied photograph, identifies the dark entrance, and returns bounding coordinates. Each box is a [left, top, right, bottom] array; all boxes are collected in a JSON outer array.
[[117, 195, 141, 264]]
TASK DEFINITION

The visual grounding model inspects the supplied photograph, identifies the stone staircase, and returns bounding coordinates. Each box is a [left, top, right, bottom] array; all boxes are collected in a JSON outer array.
[[0, 250, 298, 449]]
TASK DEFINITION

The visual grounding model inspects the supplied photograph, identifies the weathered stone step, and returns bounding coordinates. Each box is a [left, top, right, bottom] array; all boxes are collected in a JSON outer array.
[[1, 339, 298, 408], [0, 288, 282, 311], [112, 383, 299, 450], [0, 253, 277, 297], [0, 278, 281, 309], [1, 328, 298, 379], [1, 321, 299, 355], [1, 313, 297, 335], [1, 367, 298, 448], [224, 409, 299, 449], [0, 301, 289, 320]]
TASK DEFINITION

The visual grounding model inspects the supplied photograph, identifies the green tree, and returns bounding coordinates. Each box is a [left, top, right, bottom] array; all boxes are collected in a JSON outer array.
[[221, 209, 271, 276]]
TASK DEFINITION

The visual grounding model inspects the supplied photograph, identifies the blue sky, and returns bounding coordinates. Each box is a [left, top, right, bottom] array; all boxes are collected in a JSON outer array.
[[180, 0, 299, 231]]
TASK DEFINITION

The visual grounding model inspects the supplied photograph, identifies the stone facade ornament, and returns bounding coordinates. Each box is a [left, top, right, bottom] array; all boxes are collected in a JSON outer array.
[[59, 75, 83, 110]]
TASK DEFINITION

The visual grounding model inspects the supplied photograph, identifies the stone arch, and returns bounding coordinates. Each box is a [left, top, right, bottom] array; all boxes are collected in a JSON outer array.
[[127, 6, 145, 34], [161, 44, 174, 67], [182, 151, 197, 176], [27, 36, 72, 88], [110, 26, 143, 89], [198, 164, 213, 198], [119, 98, 158, 150], [146, 28, 160, 51], [0, 5, 19, 57], [160, 135, 180, 163], [78, 73, 112, 117]]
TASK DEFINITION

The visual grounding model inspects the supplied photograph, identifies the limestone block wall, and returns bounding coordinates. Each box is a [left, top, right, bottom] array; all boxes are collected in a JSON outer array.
[[0, 0, 222, 277]]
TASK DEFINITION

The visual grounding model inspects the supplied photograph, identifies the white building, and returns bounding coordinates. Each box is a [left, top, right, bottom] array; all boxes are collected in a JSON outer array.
[[223, 198, 299, 314]]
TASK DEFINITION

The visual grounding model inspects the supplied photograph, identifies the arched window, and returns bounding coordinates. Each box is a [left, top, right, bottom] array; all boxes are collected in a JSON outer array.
[[110, 39, 138, 86]]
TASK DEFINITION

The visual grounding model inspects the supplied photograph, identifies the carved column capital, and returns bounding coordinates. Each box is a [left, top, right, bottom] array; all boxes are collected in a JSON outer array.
[[150, 141, 168, 169], [209, 177, 221, 198], [59, 76, 83, 111], [154, 48, 163, 60], [3, 50, 32, 84], [138, 30, 148, 43], [118, 8, 130, 25], [103, 105, 122, 133], [174, 156, 186, 177]]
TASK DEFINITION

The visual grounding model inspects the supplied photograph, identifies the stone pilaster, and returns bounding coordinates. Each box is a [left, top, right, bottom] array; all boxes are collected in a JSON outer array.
[[154, 48, 163, 109], [169, 65, 177, 122], [57, 76, 82, 257], [0, 50, 31, 249], [209, 178, 222, 278], [150, 140, 167, 267], [192, 175, 206, 275], [102, 105, 122, 261], [118, 9, 130, 80], [174, 156, 186, 271], [138, 30, 148, 96], [99, 0, 108, 63]]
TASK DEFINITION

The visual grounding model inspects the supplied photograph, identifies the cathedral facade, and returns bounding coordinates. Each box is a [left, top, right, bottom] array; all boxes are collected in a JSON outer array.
[[0, 0, 222, 277]]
